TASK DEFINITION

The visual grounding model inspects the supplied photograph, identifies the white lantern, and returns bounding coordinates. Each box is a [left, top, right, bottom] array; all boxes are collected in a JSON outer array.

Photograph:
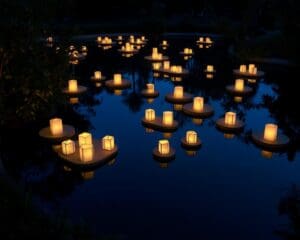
[[225, 112, 236, 125], [158, 140, 170, 155], [102, 135, 115, 150], [61, 139, 75, 155], [49, 118, 63, 136], [68, 79, 78, 92], [193, 97, 204, 112], [145, 109, 155, 121], [174, 86, 183, 98], [163, 111, 173, 126], [79, 144, 94, 162], [263, 123, 278, 142], [235, 79, 244, 91], [113, 74, 122, 85], [186, 131, 197, 144], [78, 132, 92, 146], [94, 71, 101, 80]]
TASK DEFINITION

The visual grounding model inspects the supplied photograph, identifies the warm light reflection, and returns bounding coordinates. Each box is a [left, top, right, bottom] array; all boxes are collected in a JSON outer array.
[[263, 124, 278, 142], [224, 133, 235, 139], [147, 98, 155, 103], [159, 162, 169, 168], [173, 104, 183, 111], [69, 97, 79, 104], [192, 118, 203, 125], [163, 132, 172, 138], [234, 96, 243, 103], [261, 150, 273, 159], [81, 171, 94, 180], [186, 150, 197, 156], [145, 128, 155, 133], [114, 90, 122, 95]]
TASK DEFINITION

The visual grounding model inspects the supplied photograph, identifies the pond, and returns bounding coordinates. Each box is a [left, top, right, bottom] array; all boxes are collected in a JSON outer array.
[[2, 36, 300, 240]]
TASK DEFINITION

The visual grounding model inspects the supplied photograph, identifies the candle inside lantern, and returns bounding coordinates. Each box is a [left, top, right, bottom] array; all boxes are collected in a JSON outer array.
[[68, 79, 78, 92], [147, 83, 154, 93], [113, 74, 122, 85], [78, 132, 92, 146], [102, 135, 115, 150], [79, 144, 94, 162], [163, 111, 173, 126], [225, 112, 236, 125], [61, 139, 75, 155], [235, 79, 244, 91], [94, 71, 102, 79], [49, 118, 63, 136], [163, 61, 170, 70], [207, 65, 214, 72], [240, 65, 247, 73], [158, 139, 170, 155], [186, 131, 198, 144], [173, 86, 183, 98], [263, 123, 278, 142], [193, 97, 204, 112], [145, 109, 155, 121]]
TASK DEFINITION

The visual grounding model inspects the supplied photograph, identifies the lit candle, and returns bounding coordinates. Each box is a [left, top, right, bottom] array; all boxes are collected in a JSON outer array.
[[94, 71, 101, 80], [225, 112, 236, 125], [193, 97, 204, 112], [186, 131, 197, 144], [147, 83, 154, 93], [102, 135, 115, 150], [113, 74, 122, 85], [68, 79, 78, 92], [158, 139, 170, 155], [163, 111, 173, 126], [174, 86, 183, 98], [263, 123, 278, 142], [207, 65, 214, 72], [79, 144, 94, 162], [145, 109, 155, 121], [49, 118, 63, 136], [240, 65, 247, 73], [163, 61, 170, 70], [61, 139, 75, 155], [78, 132, 92, 146], [235, 79, 244, 91]]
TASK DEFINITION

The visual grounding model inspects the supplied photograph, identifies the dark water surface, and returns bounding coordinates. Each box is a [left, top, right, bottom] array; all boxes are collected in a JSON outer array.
[[3, 37, 300, 240]]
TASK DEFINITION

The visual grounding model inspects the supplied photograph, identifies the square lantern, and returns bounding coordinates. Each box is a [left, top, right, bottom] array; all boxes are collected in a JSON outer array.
[[207, 65, 214, 72], [158, 140, 170, 155], [68, 79, 78, 92], [193, 97, 204, 112], [145, 109, 155, 121], [263, 124, 278, 142], [61, 139, 76, 155], [225, 112, 236, 125], [114, 74, 122, 85], [186, 131, 198, 144], [240, 65, 247, 73], [94, 71, 101, 80], [102, 135, 115, 150], [79, 144, 94, 162], [163, 61, 170, 70], [49, 118, 63, 136], [78, 132, 92, 146], [174, 86, 184, 98], [147, 83, 154, 93], [163, 111, 173, 126]]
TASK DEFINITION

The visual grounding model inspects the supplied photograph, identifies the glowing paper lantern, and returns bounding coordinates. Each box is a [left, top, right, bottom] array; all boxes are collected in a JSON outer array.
[[145, 109, 155, 121], [147, 83, 154, 93], [248, 64, 255, 73], [113, 74, 122, 85], [163, 111, 173, 126], [235, 79, 244, 91], [239, 65, 247, 73], [173, 86, 183, 98], [193, 97, 204, 112], [263, 124, 278, 142], [207, 65, 214, 72], [186, 131, 197, 144], [49, 118, 63, 136], [78, 132, 92, 146], [163, 61, 170, 70], [79, 144, 94, 162], [68, 79, 78, 92], [152, 48, 158, 54], [94, 71, 101, 80], [102, 135, 115, 150], [184, 48, 189, 54], [158, 140, 170, 155], [61, 139, 75, 155], [225, 112, 236, 125]]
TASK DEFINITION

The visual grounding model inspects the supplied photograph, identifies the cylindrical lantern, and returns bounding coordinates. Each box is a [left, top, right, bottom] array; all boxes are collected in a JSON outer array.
[[184, 48, 189, 54], [68, 79, 78, 92], [239, 65, 247, 73], [145, 109, 155, 121], [263, 123, 278, 142], [174, 86, 184, 98], [61, 139, 75, 155], [102, 135, 115, 150], [147, 83, 154, 93], [158, 140, 170, 155], [97, 36, 102, 42], [199, 37, 204, 42], [94, 71, 101, 79], [163, 40, 167, 46], [186, 131, 197, 144], [193, 97, 204, 112], [207, 65, 214, 72], [152, 47, 158, 54], [248, 64, 255, 73], [163, 111, 173, 126], [225, 112, 236, 125], [78, 132, 92, 146], [49, 118, 63, 136], [82, 46, 87, 52], [118, 36, 122, 41], [163, 61, 170, 70], [235, 79, 244, 91], [113, 74, 122, 85], [79, 144, 94, 162]]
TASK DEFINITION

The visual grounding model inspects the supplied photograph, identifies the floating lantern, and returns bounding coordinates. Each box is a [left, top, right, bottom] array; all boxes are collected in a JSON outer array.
[[147, 83, 154, 93], [186, 131, 197, 144], [163, 111, 173, 126], [68, 79, 78, 93], [206, 65, 214, 72], [162, 40, 168, 46], [239, 65, 247, 73], [114, 74, 122, 85], [145, 109, 155, 121], [248, 64, 255, 73], [78, 132, 92, 146], [141, 36, 145, 41], [152, 47, 158, 55], [79, 144, 94, 162], [81, 46, 88, 52], [235, 79, 244, 91], [225, 112, 236, 125], [61, 139, 76, 155], [158, 140, 170, 155], [94, 71, 102, 80], [97, 36, 102, 42], [47, 36, 53, 43], [163, 61, 170, 70], [102, 135, 115, 151], [49, 118, 63, 136], [263, 124, 278, 142], [117, 36, 122, 41], [193, 97, 204, 112], [173, 86, 183, 98], [184, 48, 189, 54]]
